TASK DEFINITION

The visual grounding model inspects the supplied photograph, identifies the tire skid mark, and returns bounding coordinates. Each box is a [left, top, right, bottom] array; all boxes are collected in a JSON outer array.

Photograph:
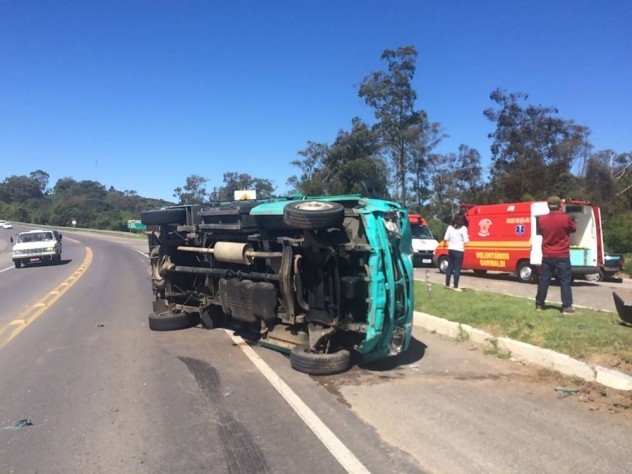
[[179, 356, 271, 474], [0, 247, 93, 348]]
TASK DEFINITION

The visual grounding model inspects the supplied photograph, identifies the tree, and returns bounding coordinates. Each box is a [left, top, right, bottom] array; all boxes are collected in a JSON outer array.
[[29, 170, 50, 195], [210, 172, 275, 201], [289, 119, 389, 197], [359, 45, 438, 206], [484, 88, 591, 202], [322, 118, 388, 196], [173, 175, 208, 204], [453, 145, 484, 204], [287, 141, 329, 196], [0, 174, 46, 203], [408, 120, 445, 208], [426, 145, 483, 221]]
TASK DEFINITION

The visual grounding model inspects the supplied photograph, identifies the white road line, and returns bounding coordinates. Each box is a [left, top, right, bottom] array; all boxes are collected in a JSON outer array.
[[132, 248, 149, 257], [227, 331, 370, 474], [0, 266, 14, 273]]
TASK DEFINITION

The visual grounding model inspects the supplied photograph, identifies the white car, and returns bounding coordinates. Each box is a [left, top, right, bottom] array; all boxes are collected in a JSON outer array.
[[0, 221, 12, 229], [12, 229, 63, 268]]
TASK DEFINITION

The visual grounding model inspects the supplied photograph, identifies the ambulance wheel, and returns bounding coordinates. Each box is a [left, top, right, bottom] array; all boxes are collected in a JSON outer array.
[[437, 256, 449, 274], [517, 262, 537, 283], [584, 270, 604, 282]]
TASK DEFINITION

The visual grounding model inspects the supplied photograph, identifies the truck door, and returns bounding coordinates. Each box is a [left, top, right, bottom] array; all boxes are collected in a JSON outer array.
[[529, 201, 550, 265]]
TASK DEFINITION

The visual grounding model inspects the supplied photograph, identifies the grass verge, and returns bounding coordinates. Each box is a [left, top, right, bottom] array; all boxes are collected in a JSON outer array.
[[413, 281, 632, 372]]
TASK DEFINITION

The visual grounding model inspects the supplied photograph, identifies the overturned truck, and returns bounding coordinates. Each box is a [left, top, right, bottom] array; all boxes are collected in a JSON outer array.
[[141, 194, 414, 375]]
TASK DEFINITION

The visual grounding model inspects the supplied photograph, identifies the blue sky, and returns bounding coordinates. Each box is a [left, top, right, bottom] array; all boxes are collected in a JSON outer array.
[[1, 0, 630, 202]]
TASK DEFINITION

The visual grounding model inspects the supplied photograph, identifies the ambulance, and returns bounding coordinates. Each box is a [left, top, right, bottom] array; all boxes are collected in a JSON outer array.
[[409, 213, 439, 267], [433, 199, 604, 282]]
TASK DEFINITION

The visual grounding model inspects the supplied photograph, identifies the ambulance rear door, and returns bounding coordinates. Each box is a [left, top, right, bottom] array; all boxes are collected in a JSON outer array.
[[529, 201, 550, 265]]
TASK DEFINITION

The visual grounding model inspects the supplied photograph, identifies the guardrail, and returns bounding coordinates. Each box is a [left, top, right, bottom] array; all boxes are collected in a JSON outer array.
[[7, 222, 146, 240]]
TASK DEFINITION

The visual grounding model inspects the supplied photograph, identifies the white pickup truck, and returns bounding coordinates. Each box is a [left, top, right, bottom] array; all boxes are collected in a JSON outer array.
[[11, 229, 63, 268]]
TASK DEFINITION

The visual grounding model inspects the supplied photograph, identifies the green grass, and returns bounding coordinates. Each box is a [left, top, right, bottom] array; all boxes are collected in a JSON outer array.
[[414, 281, 632, 369]]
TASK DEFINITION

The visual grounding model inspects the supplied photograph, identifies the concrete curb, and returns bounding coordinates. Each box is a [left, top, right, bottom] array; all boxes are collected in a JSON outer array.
[[413, 311, 632, 391]]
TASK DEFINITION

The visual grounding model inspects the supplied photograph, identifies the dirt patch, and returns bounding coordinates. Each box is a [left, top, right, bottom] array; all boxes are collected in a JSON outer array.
[[524, 367, 632, 420], [316, 361, 632, 423], [585, 353, 632, 376]]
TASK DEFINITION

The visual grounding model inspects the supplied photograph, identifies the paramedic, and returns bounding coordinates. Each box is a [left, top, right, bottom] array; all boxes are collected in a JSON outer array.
[[535, 195, 577, 313], [443, 213, 469, 292]]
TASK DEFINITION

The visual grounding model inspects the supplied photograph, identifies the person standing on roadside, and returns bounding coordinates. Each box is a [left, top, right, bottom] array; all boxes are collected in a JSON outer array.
[[535, 195, 577, 313], [443, 213, 469, 292]]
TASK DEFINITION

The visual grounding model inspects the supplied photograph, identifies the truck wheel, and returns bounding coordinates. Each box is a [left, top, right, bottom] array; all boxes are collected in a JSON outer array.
[[141, 208, 187, 226], [14, 260, 21, 269], [290, 345, 351, 375], [437, 256, 449, 274], [517, 261, 537, 283], [473, 270, 488, 276], [148, 311, 200, 331], [283, 201, 344, 229]]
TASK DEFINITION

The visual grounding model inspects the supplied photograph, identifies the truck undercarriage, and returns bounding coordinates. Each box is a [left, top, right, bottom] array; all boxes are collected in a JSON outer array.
[[141, 196, 414, 375]]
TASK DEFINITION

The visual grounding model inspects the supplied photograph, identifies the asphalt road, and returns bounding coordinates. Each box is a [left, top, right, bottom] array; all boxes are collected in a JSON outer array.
[[1, 227, 632, 473]]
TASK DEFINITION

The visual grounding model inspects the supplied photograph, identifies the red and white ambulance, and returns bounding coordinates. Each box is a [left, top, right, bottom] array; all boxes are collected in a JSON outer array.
[[433, 199, 604, 282]]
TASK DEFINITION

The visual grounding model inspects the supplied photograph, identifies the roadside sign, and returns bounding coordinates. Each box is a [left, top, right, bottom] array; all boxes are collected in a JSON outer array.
[[234, 190, 257, 200], [128, 220, 146, 231]]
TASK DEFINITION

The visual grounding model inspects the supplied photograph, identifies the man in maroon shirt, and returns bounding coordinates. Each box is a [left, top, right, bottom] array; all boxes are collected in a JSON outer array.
[[535, 195, 578, 313]]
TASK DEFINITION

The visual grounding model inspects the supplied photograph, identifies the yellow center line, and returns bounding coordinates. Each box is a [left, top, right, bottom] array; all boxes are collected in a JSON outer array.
[[0, 247, 93, 349]]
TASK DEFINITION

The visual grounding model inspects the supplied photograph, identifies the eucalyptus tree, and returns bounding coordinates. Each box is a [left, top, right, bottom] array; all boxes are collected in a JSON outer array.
[[288, 118, 388, 197], [209, 172, 275, 201], [426, 145, 483, 221], [173, 174, 209, 204], [321, 118, 388, 197], [453, 145, 484, 204], [408, 120, 445, 208], [358, 45, 438, 206], [286, 141, 329, 196], [484, 88, 590, 202]]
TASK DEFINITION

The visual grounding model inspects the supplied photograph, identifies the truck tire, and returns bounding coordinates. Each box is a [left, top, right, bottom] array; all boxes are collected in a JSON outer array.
[[148, 311, 199, 331], [283, 201, 344, 229], [141, 208, 187, 226], [14, 260, 21, 269], [517, 261, 537, 283], [290, 345, 351, 375], [437, 255, 449, 274]]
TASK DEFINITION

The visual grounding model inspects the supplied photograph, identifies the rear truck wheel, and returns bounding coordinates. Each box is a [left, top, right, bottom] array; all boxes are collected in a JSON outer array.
[[14, 260, 21, 269], [290, 345, 351, 375], [584, 270, 604, 282], [148, 311, 200, 331], [473, 269, 487, 276], [437, 255, 449, 274], [141, 208, 187, 226], [517, 261, 537, 283], [283, 201, 345, 229]]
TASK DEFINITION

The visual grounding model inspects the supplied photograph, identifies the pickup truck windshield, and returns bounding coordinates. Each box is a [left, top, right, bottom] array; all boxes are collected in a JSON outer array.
[[18, 232, 53, 243]]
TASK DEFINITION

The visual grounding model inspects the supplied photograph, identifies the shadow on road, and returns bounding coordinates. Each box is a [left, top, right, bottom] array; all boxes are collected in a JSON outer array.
[[358, 336, 427, 372]]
